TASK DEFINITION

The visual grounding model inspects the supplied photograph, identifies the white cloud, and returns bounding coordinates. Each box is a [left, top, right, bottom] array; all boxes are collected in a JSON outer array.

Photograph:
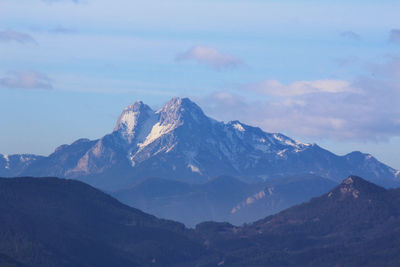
[[0, 30, 36, 44], [49, 25, 77, 34], [0, 71, 53, 89], [200, 57, 400, 141], [176, 46, 242, 70], [247, 79, 354, 97]]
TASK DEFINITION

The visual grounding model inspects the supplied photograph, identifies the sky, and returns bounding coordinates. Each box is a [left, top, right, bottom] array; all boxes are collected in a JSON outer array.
[[0, 0, 400, 169]]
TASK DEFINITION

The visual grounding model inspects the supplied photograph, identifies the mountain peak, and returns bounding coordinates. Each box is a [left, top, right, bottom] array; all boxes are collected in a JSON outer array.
[[114, 101, 155, 142], [328, 175, 386, 200], [121, 100, 147, 113], [162, 97, 202, 111], [158, 97, 208, 125], [341, 175, 379, 188]]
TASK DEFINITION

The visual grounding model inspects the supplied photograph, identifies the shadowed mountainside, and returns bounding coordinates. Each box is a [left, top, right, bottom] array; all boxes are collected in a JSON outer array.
[[112, 174, 337, 227], [2, 176, 400, 266], [197, 175, 400, 266], [0, 177, 211, 267]]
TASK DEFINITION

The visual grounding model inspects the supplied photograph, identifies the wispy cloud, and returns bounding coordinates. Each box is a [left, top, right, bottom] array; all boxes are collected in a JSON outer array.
[[0, 30, 37, 44], [340, 31, 361, 41], [0, 71, 53, 89], [389, 29, 400, 44], [246, 79, 355, 97], [176, 46, 243, 70], [200, 57, 400, 141], [49, 25, 77, 34]]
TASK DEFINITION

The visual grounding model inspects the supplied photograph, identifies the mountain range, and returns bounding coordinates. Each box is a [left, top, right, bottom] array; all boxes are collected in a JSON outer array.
[[1, 97, 399, 191], [112, 174, 337, 227], [2, 175, 400, 266]]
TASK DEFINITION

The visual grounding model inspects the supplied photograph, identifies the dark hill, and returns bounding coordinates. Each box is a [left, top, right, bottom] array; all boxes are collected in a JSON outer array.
[[196, 175, 400, 266], [0, 177, 209, 267], [2, 176, 400, 266]]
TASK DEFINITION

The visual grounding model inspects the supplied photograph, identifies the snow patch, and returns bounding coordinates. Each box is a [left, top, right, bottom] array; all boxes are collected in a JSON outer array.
[[233, 123, 245, 132], [129, 153, 136, 167], [165, 144, 176, 153], [3, 155, 10, 169], [277, 149, 288, 157], [273, 133, 310, 149], [232, 190, 267, 214], [119, 110, 139, 135], [365, 154, 373, 160], [115, 102, 157, 144], [139, 122, 176, 148], [188, 164, 201, 173]]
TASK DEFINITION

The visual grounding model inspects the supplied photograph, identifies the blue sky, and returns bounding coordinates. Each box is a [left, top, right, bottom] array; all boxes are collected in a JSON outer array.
[[1, 0, 400, 169]]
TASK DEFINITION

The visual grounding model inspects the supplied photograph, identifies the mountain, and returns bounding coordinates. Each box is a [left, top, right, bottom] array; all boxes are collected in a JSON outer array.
[[196, 176, 400, 266], [3, 176, 400, 266], [228, 174, 337, 224], [112, 175, 265, 227], [0, 177, 211, 267], [1, 97, 398, 190], [112, 174, 337, 227], [0, 154, 44, 177]]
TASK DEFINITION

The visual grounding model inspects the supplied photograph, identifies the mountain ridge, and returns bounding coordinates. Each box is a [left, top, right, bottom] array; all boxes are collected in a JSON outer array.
[[2, 175, 400, 266], [112, 174, 336, 227], [1, 97, 398, 190]]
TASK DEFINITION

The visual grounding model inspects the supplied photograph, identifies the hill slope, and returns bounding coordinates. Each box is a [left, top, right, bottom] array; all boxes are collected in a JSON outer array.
[[2, 176, 400, 266], [0, 177, 209, 267], [197, 176, 400, 266]]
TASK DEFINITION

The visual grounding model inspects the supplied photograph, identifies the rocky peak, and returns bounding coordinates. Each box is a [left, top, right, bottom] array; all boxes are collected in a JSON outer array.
[[339, 176, 361, 198], [114, 101, 155, 143], [328, 175, 386, 200], [158, 97, 208, 126]]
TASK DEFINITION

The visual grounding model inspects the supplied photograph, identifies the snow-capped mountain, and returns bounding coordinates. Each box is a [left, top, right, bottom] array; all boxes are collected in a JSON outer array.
[[1, 97, 399, 190]]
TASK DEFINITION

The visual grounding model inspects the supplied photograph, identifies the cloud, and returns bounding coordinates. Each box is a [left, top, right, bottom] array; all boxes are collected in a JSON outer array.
[[389, 29, 400, 44], [49, 26, 77, 34], [0, 71, 53, 89], [176, 46, 243, 70], [200, 57, 400, 141], [340, 31, 361, 41], [246, 79, 355, 97], [0, 30, 36, 44]]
